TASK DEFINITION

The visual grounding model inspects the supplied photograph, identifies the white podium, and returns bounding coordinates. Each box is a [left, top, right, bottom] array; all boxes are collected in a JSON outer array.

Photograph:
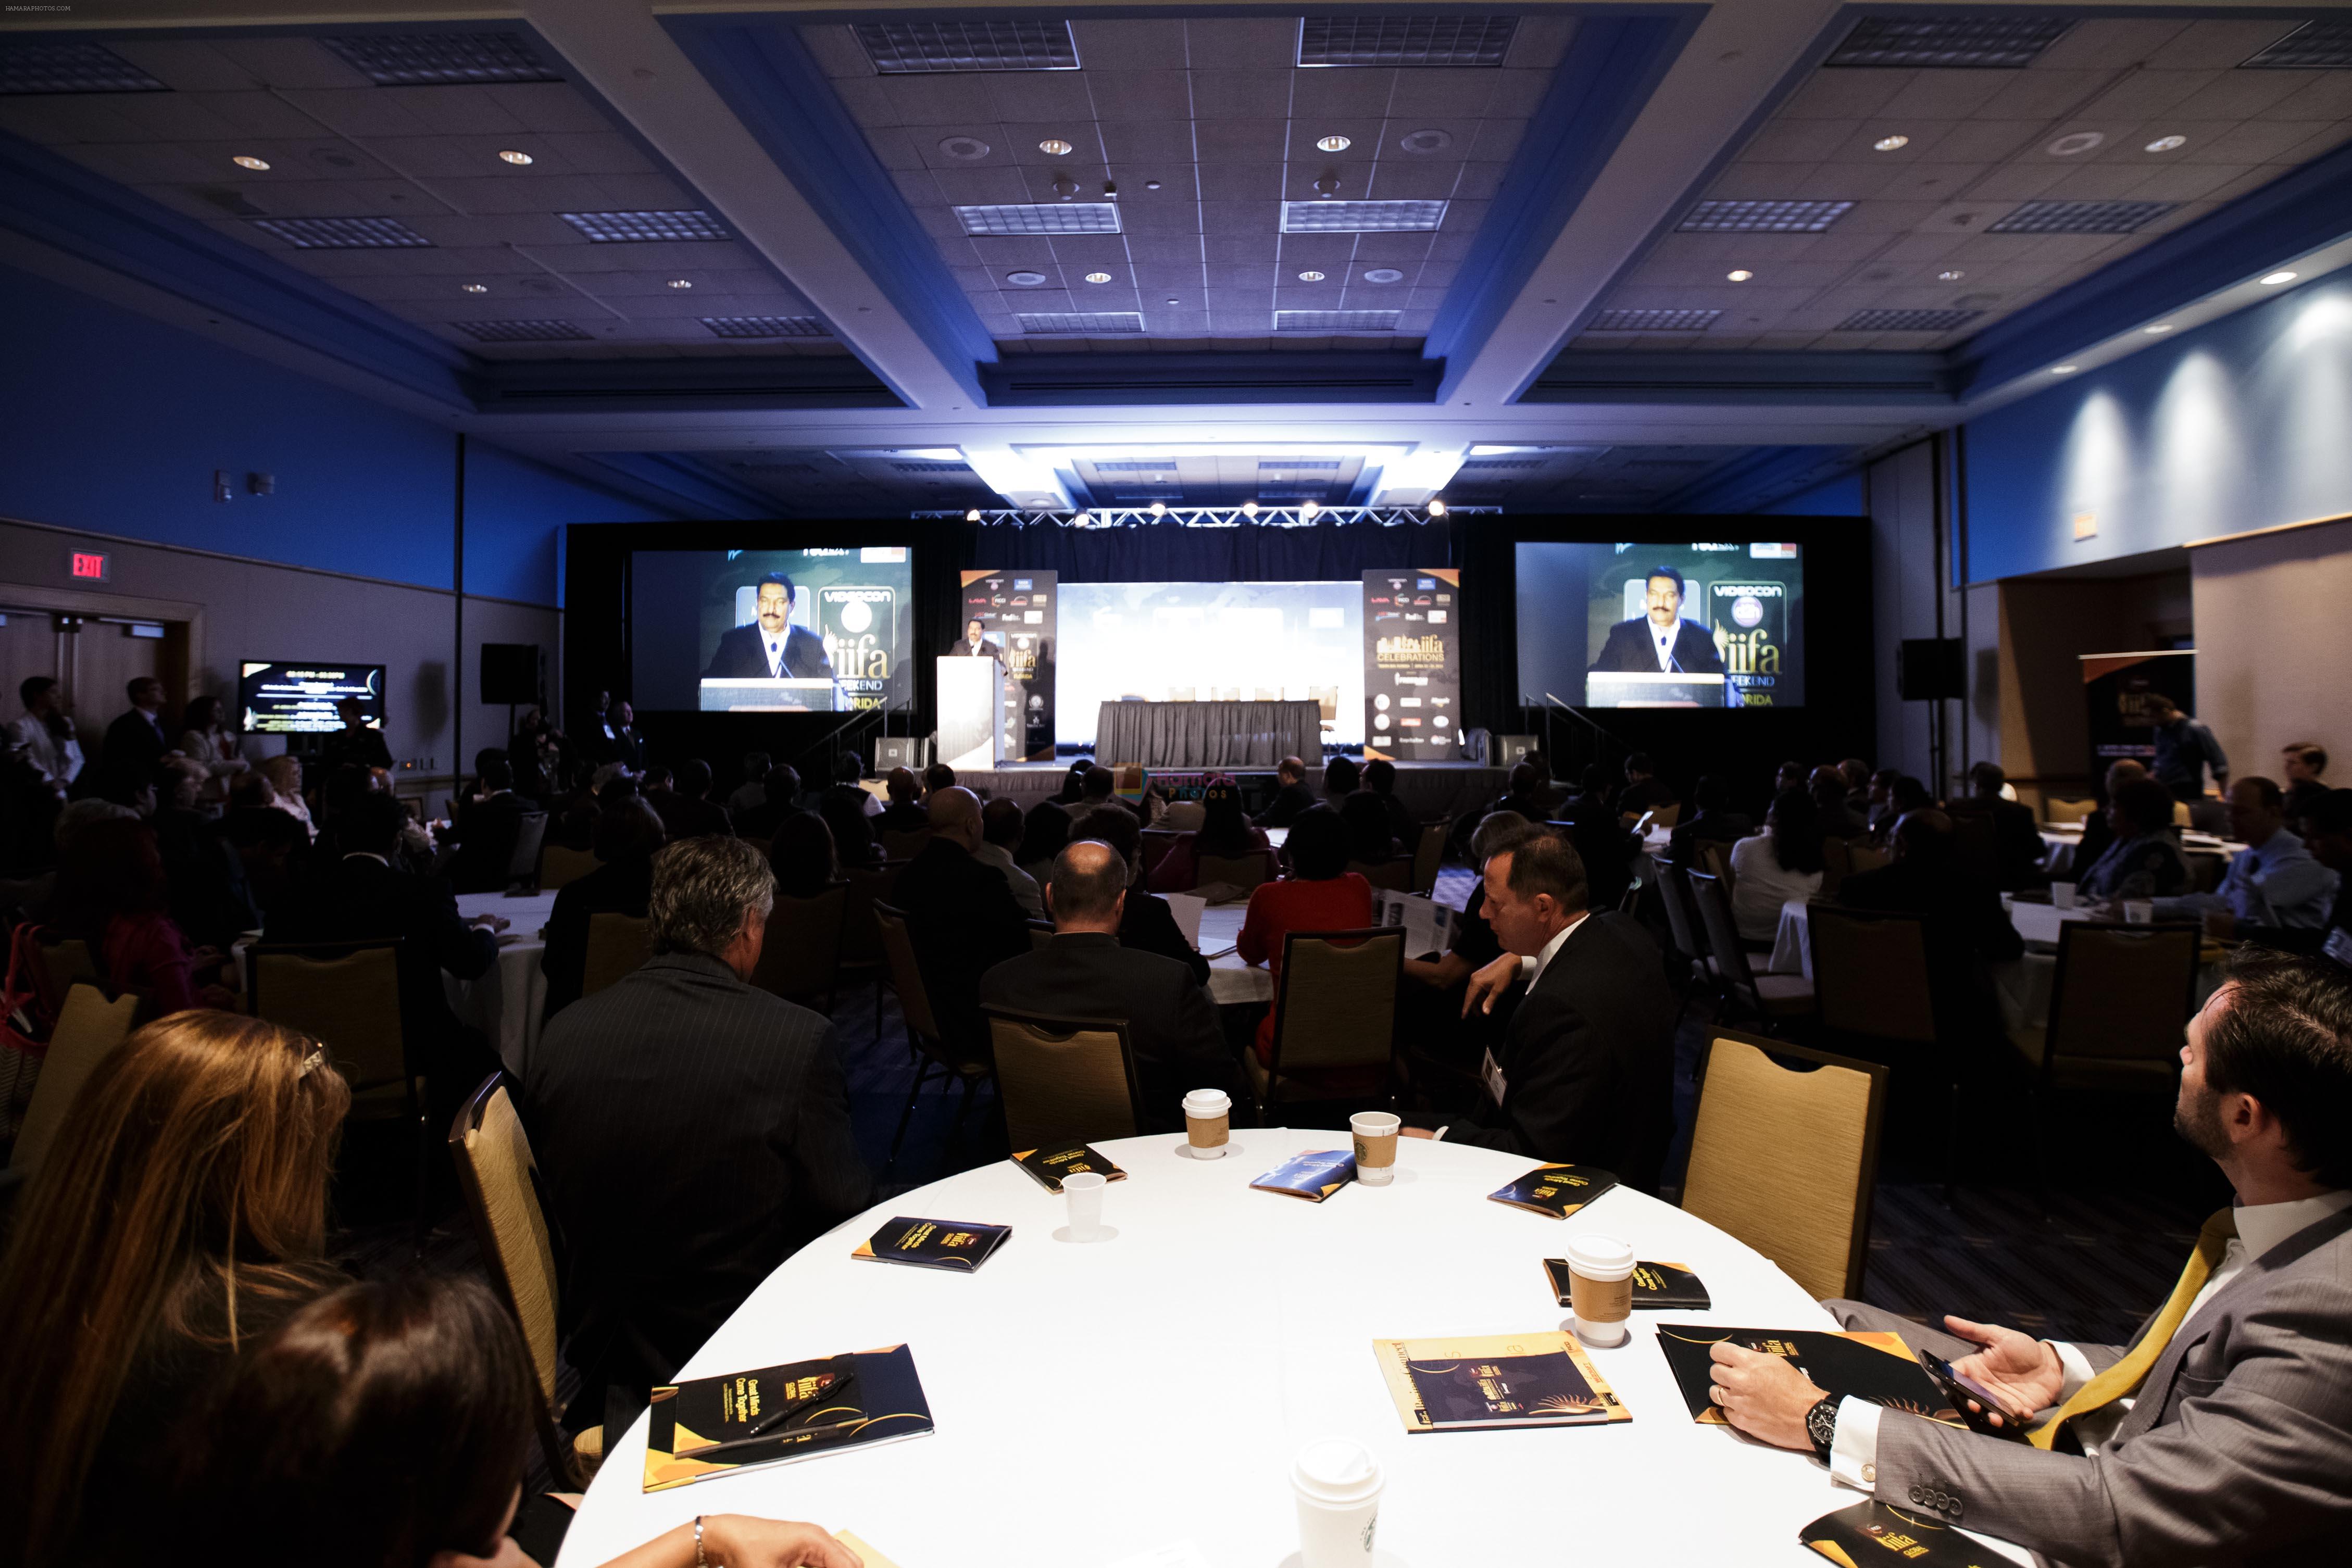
[[936, 656, 1015, 771]]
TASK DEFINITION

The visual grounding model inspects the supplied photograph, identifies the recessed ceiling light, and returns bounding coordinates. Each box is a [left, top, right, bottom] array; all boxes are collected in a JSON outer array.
[[1938, 269, 1966, 281], [667, 278, 692, 289], [1726, 269, 1753, 281], [1144, 180, 1161, 191], [1873, 135, 1909, 152], [1084, 271, 1112, 283], [461, 283, 489, 294], [1006, 270, 1048, 286], [2145, 135, 2186, 153], [1297, 270, 1327, 282], [1316, 135, 1352, 153], [2053, 363, 2079, 374], [1038, 139, 1073, 156], [1166, 297, 1180, 305], [498, 149, 533, 166], [2262, 270, 2298, 285], [232, 155, 269, 171], [2144, 323, 2173, 333], [2047, 131, 2105, 157]]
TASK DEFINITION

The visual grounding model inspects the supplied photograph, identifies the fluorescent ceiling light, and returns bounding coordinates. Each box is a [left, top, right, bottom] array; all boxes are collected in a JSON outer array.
[[2262, 270, 2299, 285]]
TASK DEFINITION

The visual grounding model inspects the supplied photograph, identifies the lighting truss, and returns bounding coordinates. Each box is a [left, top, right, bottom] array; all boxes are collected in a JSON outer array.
[[914, 507, 1492, 528]]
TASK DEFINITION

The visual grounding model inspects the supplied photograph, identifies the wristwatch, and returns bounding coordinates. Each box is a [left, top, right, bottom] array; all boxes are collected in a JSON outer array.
[[1805, 1395, 1840, 1461]]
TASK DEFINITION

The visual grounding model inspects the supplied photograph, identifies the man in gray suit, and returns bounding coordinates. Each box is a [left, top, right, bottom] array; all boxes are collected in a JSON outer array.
[[1705, 952, 2352, 1566]]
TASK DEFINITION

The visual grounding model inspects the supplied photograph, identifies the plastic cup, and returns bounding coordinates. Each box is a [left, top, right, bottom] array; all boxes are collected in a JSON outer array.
[[1183, 1088, 1231, 1158], [1565, 1232, 1636, 1348], [2053, 882, 2078, 910], [1291, 1436, 1382, 1568], [1350, 1111, 1400, 1186], [1062, 1171, 1107, 1241]]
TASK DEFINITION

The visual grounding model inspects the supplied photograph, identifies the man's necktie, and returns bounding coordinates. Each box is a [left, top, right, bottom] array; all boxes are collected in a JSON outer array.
[[2029, 1208, 2236, 1451]]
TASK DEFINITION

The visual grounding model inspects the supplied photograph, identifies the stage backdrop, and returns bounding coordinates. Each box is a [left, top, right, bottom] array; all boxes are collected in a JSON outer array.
[[960, 569, 1057, 762], [1362, 568, 1463, 760]]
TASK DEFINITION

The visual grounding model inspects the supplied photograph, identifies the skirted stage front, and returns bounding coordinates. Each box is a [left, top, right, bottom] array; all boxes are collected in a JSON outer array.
[[952, 760, 1505, 823]]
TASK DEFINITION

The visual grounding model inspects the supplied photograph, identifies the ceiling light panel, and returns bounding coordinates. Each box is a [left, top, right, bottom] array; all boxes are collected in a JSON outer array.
[[1825, 15, 2073, 69], [1836, 308, 1984, 333], [855, 20, 1079, 73], [1589, 308, 1723, 332], [247, 215, 432, 249], [456, 319, 594, 342], [559, 210, 731, 243], [1987, 200, 2178, 235], [1680, 200, 1854, 233], [957, 203, 1121, 235], [0, 41, 168, 95], [1297, 17, 1519, 68], [700, 317, 831, 338], [319, 32, 562, 86], [1280, 200, 1447, 233], [1092, 461, 1185, 473], [1274, 310, 1402, 332], [2242, 20, 2352, 69], [1018, 311, 1145, 333]]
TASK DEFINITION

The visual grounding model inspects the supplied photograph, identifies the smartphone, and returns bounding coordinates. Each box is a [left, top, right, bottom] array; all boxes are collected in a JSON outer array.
[[1915, 1348, 2032, 1444]]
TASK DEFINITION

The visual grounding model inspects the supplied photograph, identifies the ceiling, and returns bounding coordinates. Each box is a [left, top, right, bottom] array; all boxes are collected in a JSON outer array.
[[6, 2, 2352, 520]]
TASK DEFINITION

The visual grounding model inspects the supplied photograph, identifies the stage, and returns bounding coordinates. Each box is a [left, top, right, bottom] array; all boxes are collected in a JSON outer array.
[[952, 759, 1506, 822]]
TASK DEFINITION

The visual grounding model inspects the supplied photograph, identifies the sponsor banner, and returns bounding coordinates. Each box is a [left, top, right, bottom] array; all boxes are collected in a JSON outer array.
[[1362, 568, 1462, 761]]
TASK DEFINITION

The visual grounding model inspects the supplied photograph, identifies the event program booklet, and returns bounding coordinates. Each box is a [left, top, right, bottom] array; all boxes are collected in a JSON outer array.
[[1544, 1259, 1711, 1310], [1250, 1149, 1356, 1201], [1011, 1141, 1128, 1193], [852, 1216, 1012, 1272], [1373, 1332, 1631, 1432], [1801, 1500, 2001, 1566], [1487, 1163, 1618, 1219], [642, 1345, 934, 1491], [1655, 1326, 1961, 1427]]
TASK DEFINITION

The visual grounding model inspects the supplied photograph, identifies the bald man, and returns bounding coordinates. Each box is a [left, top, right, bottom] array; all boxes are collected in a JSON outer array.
[[887, 785, 1032, 1062]]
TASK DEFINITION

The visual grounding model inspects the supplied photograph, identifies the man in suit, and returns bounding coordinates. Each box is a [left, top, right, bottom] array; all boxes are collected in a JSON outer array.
[[1253, 756, 1318, 829], [979, 839, 1235, 1130], [651, 757, 733, 840], [96, 676, 173, 804], [540, 793, 665, 1023], [319, 694, 394, 775], [1586, 566, 1724, 678], [1403, 830, 1677, 1191], [1944, 760, 2049, 891], [443, 750, 531, 894], [1706, 952, 2352, 1568], [702, 571, 835, 682], [889, 785, 1033, 1061], [525, 834, 870, 1429], [947, 614, 1006, 664], [1667, 773, 1751, 862]]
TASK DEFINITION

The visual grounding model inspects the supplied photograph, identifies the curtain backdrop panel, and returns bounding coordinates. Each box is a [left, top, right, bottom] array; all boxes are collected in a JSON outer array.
[[959, 518, 1459, 583], [1094, 699, 1325, 768]]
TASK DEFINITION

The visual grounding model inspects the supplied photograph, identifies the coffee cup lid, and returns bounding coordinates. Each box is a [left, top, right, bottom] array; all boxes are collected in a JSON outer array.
[[1291, 1437, 1381, 1504], [1563, 1232, 1635, 1280], [1183, 1088, 1231, 1113]]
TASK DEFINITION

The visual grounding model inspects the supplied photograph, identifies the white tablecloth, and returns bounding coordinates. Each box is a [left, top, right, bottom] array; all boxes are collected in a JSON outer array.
[[553, 1130, 2028, 1568], [1198, 902, 1271, 1007], [450, 889, 560, 1075]]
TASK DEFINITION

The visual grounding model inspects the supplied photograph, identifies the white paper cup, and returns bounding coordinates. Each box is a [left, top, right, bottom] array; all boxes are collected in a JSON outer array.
[[1292, 1437, 1382, 1568], [1349, 1111, 1400, 1186], [2052, 882, 2077, 910], [2125, 900, 2154, 925], [1062, 1171, 1107, 1240], [1183, 1087, 1232, 1158], [1565, 1232, 1636, 1348]]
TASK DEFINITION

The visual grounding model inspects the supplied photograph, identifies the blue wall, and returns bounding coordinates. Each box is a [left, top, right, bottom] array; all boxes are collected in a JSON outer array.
[[0, 264, 675, 606], [1761, 472, 1865, 516], [1966, 270, 2352, 582]]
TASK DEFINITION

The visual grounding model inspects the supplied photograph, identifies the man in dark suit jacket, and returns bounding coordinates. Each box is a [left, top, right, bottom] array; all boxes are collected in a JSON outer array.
[[1406, 831, 1677, 1192], [980, 839, 1235, 1130], [96, 676, 173, 803], [947, 616, 1007, 666], [1945, 760, 2049, 891], [524, 835, 870, 1429], [1253, 756, 1318, 829], [702, 571, 835, 682], [651, 758, 733, 840], [888, 786, 1032, 1061], [540, 795, 665, 1023], [1586, 565, 1724, 678], [443, 751, 531, 894], [1069, 803, 1210, 984], [1667, 773, 1752, 862]]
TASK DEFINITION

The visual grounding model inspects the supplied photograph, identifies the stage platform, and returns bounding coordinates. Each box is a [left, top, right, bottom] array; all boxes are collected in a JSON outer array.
[[954, 759, 1506, 823]]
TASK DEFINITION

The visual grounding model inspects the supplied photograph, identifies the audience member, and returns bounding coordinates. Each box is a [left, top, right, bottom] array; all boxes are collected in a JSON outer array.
[[1667, 774, 1752, 861], [975, 795, 1044, 917], [1338, 788, 1402, 864], [1254, 755, 1318, 827], [1838, 757, 1872, 817], [921, 760, 956, 796], [875, 767, 928, 835], [1728, 788, 1825, 942], [887, 786, 1032, 1062], [1405, 831, 1677, 1191], [2144, 691, 2229, 806], [96, 676, 173, 804], [1709, 954, 2352, 1567], [1774, 759, 1808, 795], [175, 694, 249, 808], [980, 839, 1236, 1131], [2242, 788, 2351, 957], [2067, 758, 2145, 874], [147, 758, 259, 949], [2282, 741, 2330, 828], [318, 695, 394, 775], [734, 761, 803, 842], [0, 1012, 349, 1568], [655, 758, 733, 839], [1148, 775, 1272, 892], [1617, 752, 1677, 819], [1054, 757, 1092, 805], [1809, 764, 1868, 839], [1404, 811, 1535, 994], [1322, 755, 1361, 805], [444, 750, 531, 895], [814, 756, 879, 867], [2161, 775, 2341, 934], [1237, 806, 1374, 1083], [641, 762, 675, 804], [1069, 804, 1210, 983], [1946, 760, 2049, 891], [258, 754, 315, 841], [727, 749, 773, 818], [1492, 761, 1549, 822], [1078, 764, 1134, 820], [10, 675, 82, 797], [527, 836, 869, 1428], [602, 698, 644, 770], [2077, 774, 2193, 902], [1017, 797, 1073, 886], [1863, 767, 1901, 837], [539, 793, 666, 1023], [1567, 765, 1613, 817], [217, 793, 311, 922], [766, 808, 838, 900], [1361, 758, 1418, 849], [1886, 773, 1935, 822], [13, 815, 224, 1017], [1838, 809, 2022, 1031]]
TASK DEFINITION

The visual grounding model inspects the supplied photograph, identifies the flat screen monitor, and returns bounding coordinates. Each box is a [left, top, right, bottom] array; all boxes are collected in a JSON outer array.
[[628, 547, 916, 713], [1515, 542, 1806, 709], [239, 662, 385, 734]]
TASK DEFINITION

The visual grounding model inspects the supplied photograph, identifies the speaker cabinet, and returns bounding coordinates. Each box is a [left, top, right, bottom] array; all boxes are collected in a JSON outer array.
[[480, 643, 541, 706]]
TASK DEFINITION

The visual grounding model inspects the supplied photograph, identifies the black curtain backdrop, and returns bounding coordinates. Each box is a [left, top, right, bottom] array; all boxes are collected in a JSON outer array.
[[958, 516, 1459, 581]]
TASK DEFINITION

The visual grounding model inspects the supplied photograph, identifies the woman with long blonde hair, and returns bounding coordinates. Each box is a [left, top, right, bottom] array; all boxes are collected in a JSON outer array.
[[0, 1009, 351, 1568]]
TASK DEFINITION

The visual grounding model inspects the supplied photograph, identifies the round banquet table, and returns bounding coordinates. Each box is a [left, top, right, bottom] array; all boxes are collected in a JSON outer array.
[[553, 1131, 2029, 1568]]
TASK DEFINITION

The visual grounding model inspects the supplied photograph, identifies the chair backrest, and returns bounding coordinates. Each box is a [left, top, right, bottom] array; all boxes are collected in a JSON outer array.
[[1411, 821, 1446, 895], [1270, 927, 1404, 1075], [880, 828, 931, 862], [1807, 904, 1937, 1044], [871, 901, 944, 1046], [1845, 838, 1889, 876], [1649, 801, 1682, 830], [1139, 829, 1180, 876], [750, 884, 847, 1003], [1818, 834, 1853, 898], [2045, 922, 2202, 1064], [252, 942, 407, 1094], [1657, 860, 1708, 960], [1163, 801, 1206, 831], [2171, 799, 2193, 827], [537, 844, 599, 891], [1695, 839, 1732, 890], [1346, 856, 1413, 893], [1027, 920, 1055, 953], [446, 1075, 561, 1405], [2045, 798, 2097, 825], [984, 1006, 1146, 1150], [1196, 852, 1269, 893], [507, 811, 549, 885], [1682, 1032, 1886, 1299], [837, 862, 902, 965], [9, 982, 140, 1178], [1686, 872, 1757, 995], [581, 912, 653, 999], [34, 936, 97, 1003]]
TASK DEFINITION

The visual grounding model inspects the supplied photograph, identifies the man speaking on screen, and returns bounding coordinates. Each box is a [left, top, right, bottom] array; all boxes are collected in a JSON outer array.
[[704, 572, 835, 681], [1587, 566, 1725, 678]]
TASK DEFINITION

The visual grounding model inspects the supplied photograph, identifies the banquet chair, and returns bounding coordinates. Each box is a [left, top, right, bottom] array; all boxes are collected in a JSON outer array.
[[1687, 872, 1813, 1030], [536, 844, 599, 892], [1411, 822, 1447, 896], [1346, 855, 1415, 893], [1162, 800, 1206, 832], [1648, 802, 1682, 830], [2045, 798, 2097, 825], [751, 884, 847, 1012], [1806, 905, 1959, 1189], [447, 1072, 582, 1487], [1139, 829, 1180, 879], [839, 861, 906, 1035], [580, 913, 653, 1000], [1245, 927, 1404, 1110], [1818, 835, 1854, 898], [506, 811, 549, 891], [873, 901, 993, 1171], [1682, 1031, 1886, 1299], [983, 1006, 1146, 1150], [880, 828, 932, 862], [1655, 860, 1713, 989], [1845, 839, 1890, 876], [1196, 852, 1271, 896], [1694, 839, 1734, 895], [7, 982, 139, 1181]]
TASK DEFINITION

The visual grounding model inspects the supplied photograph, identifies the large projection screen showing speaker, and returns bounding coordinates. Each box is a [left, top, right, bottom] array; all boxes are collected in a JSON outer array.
[[1515, 542, 1807, 709], [628, 547, 915, 713], [1059, 581, 1362, 747]]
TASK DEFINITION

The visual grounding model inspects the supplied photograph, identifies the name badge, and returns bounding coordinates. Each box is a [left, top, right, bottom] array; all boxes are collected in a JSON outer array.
[[1480, 1048, 1508, 1105]]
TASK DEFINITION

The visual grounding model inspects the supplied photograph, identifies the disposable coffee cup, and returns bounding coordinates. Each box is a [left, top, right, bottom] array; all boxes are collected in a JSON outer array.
[[2052, 882, 2078, 910], [1565, 1233, 1636, 1348], [2125, 899, 2154, 925], [1183, 1088, 1231, 1158], [1350, 1111, 1400, 1186], [1291, 1437, 1382, 1568], [1062, 1170, 1107, 1242]]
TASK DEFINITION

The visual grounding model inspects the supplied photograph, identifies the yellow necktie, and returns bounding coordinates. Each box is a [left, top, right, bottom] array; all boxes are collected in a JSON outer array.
[[2029, 1207, 2236, 1451]]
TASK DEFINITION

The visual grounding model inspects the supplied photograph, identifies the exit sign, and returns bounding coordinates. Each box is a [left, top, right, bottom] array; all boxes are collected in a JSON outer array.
[[70, 550, 109, 582]]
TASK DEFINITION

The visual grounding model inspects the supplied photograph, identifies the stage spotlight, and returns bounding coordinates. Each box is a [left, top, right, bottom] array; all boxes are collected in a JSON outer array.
[[1427, 498, 1448, 517], [966, 509, 982, 521], [1242, 500, 1259, 516], [1149, 501, 1167, 515], [1300, 499, 1319, 519]]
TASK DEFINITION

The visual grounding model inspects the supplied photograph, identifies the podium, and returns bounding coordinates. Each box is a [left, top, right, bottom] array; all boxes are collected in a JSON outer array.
[[937, 657, 1016, 770], [698, 676, 835, 712], [1583, 671, 1728, 709]]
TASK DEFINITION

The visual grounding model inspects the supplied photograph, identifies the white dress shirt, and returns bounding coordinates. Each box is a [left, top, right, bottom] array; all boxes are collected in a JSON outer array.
[[1831, 1187, 2352, 1489], [764, 634, 786, 676], [9, 713, 82, 788], [1649, 617, 1690, 671]]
